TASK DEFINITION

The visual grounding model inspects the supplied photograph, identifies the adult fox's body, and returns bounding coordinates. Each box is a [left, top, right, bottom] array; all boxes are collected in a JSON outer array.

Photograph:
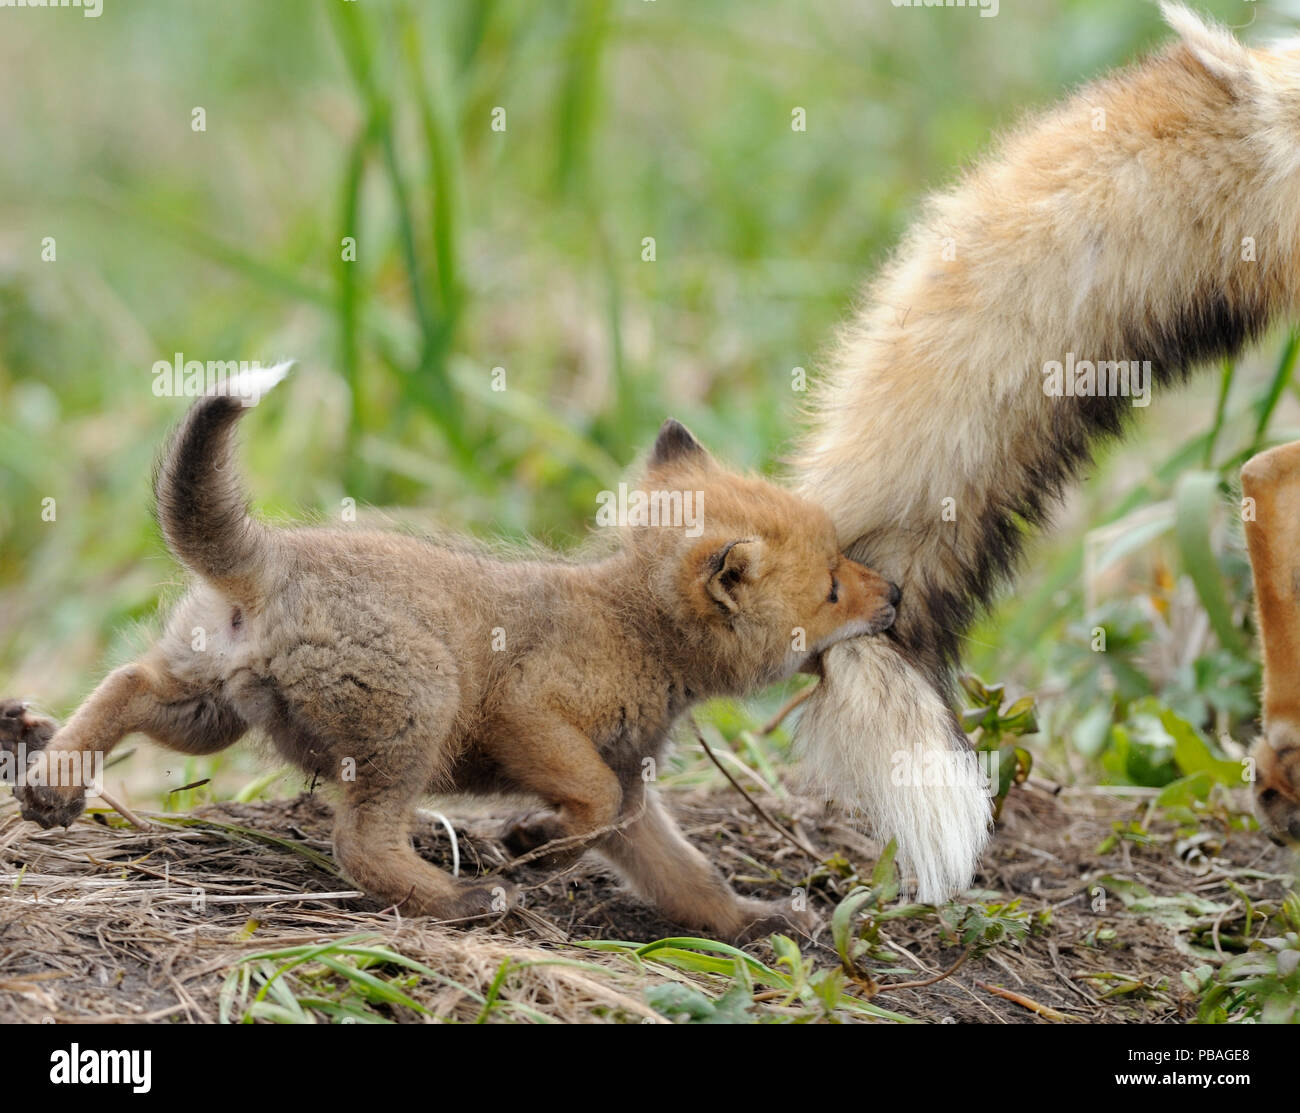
[[794, 5, 1300, 899]]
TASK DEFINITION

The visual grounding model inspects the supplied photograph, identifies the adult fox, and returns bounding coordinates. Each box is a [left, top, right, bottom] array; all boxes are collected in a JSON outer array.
[[793, 4, 1300, 898]]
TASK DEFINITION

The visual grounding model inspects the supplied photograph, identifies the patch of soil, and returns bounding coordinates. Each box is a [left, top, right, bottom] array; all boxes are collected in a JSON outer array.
[[0, 784, 1294, 1023]]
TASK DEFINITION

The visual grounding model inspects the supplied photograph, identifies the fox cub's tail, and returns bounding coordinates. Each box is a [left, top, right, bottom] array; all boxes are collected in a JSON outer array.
[[154, 363, 292, 607]]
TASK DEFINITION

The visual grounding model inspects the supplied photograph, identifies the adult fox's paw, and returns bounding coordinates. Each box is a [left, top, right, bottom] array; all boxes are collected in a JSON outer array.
[[1255, 725, 1300, 846]]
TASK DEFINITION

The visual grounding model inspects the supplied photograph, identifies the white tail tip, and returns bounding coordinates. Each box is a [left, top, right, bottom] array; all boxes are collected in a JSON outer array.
[[216, 360, 295, 407]]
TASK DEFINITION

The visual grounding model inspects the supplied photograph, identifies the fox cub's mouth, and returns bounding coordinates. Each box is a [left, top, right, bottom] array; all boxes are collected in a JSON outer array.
[[865, 604, 897, 636], [812, 605, 896, 658]]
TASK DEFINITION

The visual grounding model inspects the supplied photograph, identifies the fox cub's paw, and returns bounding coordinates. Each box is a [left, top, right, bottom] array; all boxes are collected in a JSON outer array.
[[730, 898, 819, 946], [387, 876, 517, 920], [500, 811, 585, 868], [15, 776, 87, 830], [448, 877, 518, 919], [1, 701, 84, 828], [3, 703, 87, 828]]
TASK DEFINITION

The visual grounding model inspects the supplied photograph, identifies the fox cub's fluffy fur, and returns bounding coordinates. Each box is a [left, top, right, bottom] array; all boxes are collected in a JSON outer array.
[[794, 4, 1300, 899], [14, 368, 899, 941]]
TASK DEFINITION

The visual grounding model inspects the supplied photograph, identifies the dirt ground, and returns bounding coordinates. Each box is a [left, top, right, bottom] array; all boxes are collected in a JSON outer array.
[[0, 781, 1294, 1023]]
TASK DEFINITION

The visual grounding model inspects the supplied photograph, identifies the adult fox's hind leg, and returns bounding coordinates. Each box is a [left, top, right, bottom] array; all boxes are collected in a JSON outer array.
[[13, 651, 246, 828], [1241, 443, 1300, 844]]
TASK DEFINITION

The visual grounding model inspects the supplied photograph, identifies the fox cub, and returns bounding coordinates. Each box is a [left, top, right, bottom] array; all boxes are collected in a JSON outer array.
[[12, 366, 898, 941]]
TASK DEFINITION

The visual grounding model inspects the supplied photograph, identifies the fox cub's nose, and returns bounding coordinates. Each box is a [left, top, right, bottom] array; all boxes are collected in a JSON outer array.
[[887, 582, 902, 607]]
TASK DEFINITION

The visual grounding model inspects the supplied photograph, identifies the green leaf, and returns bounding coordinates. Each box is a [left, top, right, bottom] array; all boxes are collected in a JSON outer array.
[[831, 886, 878, 971], [1157, 706, 1245, 786]]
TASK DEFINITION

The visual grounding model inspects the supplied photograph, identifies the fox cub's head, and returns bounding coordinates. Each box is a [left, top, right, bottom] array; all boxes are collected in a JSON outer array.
[[627, 419, 898, 691]]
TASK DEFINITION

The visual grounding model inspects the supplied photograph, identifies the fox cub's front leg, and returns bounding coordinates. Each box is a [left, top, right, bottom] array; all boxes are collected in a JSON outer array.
[[486, 711, 623, 866], [486, 711, 811, 941], [599, 787, 815, 944]]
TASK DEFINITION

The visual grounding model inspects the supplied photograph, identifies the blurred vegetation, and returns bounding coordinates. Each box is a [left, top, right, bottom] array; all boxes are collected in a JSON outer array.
[[2, 1, 1299, 850]]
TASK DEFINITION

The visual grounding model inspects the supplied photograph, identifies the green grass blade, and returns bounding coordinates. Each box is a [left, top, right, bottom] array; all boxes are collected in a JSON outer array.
[[1203, 359, 1235, 468], [1250, 329, 1300, 454], [1173, 470, 1245, 655]]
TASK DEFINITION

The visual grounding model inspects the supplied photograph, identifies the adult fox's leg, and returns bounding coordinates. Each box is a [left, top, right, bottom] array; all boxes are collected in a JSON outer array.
[[1241, 443, 1300, 844]]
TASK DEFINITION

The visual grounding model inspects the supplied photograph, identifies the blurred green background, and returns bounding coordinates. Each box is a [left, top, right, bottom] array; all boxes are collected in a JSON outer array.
[[2, 0, 1298, 806]]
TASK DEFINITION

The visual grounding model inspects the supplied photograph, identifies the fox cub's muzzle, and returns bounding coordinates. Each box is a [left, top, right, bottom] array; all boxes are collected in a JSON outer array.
[[840, 559, 900, 636]]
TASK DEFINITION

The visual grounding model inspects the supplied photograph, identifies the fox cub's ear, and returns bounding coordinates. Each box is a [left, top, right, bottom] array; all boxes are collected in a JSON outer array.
[[651, 419, 712, 469], [700, 538, 761, 615]]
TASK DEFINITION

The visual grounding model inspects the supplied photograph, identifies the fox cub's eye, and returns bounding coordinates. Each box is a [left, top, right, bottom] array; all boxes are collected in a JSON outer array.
[[827, 576, 839, 604]]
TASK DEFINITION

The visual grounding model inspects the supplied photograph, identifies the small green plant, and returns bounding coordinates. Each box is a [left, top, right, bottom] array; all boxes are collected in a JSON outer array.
[[1191, 891, 1300, 1023], [217, 934, 543, 1024], [645, 977, 756, 1024], [827, 841, 933, 987], [584, 934, 913, 1023], [959, 673, 1036, 818], [939, 898, 1044, 956]]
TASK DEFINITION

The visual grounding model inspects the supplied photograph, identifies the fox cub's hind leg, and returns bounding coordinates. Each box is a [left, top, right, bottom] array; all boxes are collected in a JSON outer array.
[[332, 733, 519, 920], [0, 699, 57, 756], [14, 653, 246, 829], [597, 785, 813, 944], [1242, 442, 1300, 845]]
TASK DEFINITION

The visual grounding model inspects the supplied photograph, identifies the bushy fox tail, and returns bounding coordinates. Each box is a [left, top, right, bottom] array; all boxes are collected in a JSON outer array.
[[797, 640, 991, 903], [154, 363, 292, 608]]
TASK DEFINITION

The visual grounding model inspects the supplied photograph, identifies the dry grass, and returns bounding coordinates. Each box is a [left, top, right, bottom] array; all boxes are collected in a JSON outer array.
[[0, 783, 1294, 1023]]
